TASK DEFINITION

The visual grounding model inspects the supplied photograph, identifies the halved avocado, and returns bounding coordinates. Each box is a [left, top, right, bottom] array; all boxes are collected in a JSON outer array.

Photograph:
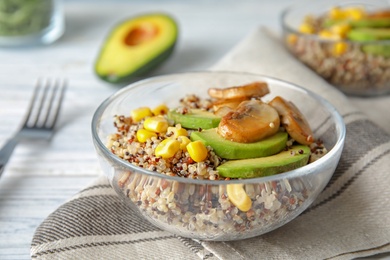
[[95, 13, 178, 84], [217, 145, 310, 178], [190, 128, 288, 159]]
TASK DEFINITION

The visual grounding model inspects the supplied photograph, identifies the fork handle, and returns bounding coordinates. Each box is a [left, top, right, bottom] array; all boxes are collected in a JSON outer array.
[[0, 138, 19, 177]]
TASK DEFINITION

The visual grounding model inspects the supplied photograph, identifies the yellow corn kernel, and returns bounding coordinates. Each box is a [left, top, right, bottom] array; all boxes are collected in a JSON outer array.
[[178, 136, 191, 151], [226, 184, 252, 212], [186, 141, 208, 162], [136, 129, 157, 143], [167, 126, 188, 138], [330, 23, 351, 38], [152, 104, 169, 116], [144, 116, 168, 133], [345, 7, 366, 20], [298, 23, 314, 34], [131, 107, 153, 122], [155, 139, 180, 159], [333, 42, 348, 56], [328, 6, 345, 20], [318, 30, 333, 39], [318, 30, 341, 40], [286, 33, 298, 45]]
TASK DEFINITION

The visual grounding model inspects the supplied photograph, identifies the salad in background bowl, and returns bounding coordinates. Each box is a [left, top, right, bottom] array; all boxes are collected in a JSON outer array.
[[281, 0, 390, 96]]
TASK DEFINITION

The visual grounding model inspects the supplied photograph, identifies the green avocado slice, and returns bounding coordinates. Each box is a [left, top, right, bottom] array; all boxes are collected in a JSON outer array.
[[95, 13, 178, 84], [190, 129, 288, 159], [217, 145, 310, 179], [362, 44, 390, 57], [323, 17, 390, 29], [347, 28, 390, 42], [168, 109, 221, 130]]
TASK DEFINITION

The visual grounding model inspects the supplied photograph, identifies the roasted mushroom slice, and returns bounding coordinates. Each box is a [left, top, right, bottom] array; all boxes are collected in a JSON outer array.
[[208, 81, 269, 100], [269, 96, 314, 145], [214, 106, 234, 117], [217, 100, 280, 143], [212, 97, 248, 111]]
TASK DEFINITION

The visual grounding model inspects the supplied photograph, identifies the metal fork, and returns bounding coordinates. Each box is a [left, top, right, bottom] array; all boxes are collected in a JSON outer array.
[[0, 79, 67, 176]]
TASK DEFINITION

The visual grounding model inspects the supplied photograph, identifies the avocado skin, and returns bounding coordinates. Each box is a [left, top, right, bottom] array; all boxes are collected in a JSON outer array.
[[94, 13, 178, 84], [217, 145, 310, 179], [168, 109, 221, 130], [190, 129, 288, 159]]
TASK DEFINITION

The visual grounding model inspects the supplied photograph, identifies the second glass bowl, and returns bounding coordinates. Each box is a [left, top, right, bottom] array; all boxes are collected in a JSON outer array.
[[281, 0, 390, 96]]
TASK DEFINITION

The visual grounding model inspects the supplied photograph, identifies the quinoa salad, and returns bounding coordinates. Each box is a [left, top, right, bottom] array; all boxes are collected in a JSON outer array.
[[106, 81, 328, 239], [284, 6, 390, 96]]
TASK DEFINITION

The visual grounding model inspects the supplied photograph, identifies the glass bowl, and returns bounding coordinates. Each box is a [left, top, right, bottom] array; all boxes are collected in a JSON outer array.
[[91, 71, 345, 241], [0, 0, 64, 47], [281, 0, 390, 97]]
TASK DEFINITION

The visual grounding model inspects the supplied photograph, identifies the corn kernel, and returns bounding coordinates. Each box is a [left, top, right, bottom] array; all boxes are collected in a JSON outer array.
[[298, 23, 314, 34], [167, 126, 188, 138], [136, 129, 157, 143], [186, 141, 208, 162], [131, 107, 153, 122], [144, 116, 169, 133], [155, 139, 180, 159], [318, 30, 337, 40], [344, 7, 366, 20], [286, 34, 298, 45], [178, 136, 191, 151], [226, 184, 252, 212], [329, 7, 345, 20], [152, 104, 169, 116], [330, 23, 351, 38], [333, 42, 348, 56]]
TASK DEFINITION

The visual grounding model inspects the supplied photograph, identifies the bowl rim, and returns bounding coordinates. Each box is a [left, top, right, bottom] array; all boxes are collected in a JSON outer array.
[[91, 71, 346, 185], [280, 1, 390, 45]]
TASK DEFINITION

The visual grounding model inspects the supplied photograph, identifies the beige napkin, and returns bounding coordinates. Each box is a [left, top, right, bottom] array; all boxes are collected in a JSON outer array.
[[31, 27, 390, 260]]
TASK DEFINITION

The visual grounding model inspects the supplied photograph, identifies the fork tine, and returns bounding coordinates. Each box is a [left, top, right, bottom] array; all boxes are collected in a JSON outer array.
[[41, 80, 56, 127], [22, 79, 43, 128], [32, 79, 51, 127], [46, 79, 67, 129]]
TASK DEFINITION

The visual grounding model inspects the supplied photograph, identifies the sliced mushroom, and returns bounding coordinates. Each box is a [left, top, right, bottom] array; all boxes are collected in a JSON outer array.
[[217, 100, 280, 143], [212, 97, 248, 111], [214, 106, 234, 117], [208, 81, 269, 100], [269, 96, 314, 145]]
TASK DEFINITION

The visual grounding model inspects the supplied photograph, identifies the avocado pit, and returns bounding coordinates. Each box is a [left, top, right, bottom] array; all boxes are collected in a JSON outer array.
[[124, 22, 159, 46]]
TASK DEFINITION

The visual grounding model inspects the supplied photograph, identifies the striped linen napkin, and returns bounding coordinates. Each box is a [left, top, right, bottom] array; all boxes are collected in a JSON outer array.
[[31, 27, 390, 260]]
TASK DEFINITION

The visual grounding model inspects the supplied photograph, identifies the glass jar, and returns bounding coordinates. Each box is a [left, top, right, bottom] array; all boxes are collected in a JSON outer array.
[[0, 0, 64, 47]]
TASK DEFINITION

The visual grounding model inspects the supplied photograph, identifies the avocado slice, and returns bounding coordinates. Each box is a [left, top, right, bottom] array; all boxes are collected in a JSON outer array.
[[95, 13, 178, 84], [217, 145, 310, 178], [347, 28, 390, 42], [168, 109, 221, 130], [190, 129, 288, 159], [323, 17, 390, 28], [351, 18, 390, 28], [362, 44, 390, 57]]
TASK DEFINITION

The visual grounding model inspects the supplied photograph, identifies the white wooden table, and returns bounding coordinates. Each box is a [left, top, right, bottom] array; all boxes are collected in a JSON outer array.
[[0, 1, 389, 259]]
